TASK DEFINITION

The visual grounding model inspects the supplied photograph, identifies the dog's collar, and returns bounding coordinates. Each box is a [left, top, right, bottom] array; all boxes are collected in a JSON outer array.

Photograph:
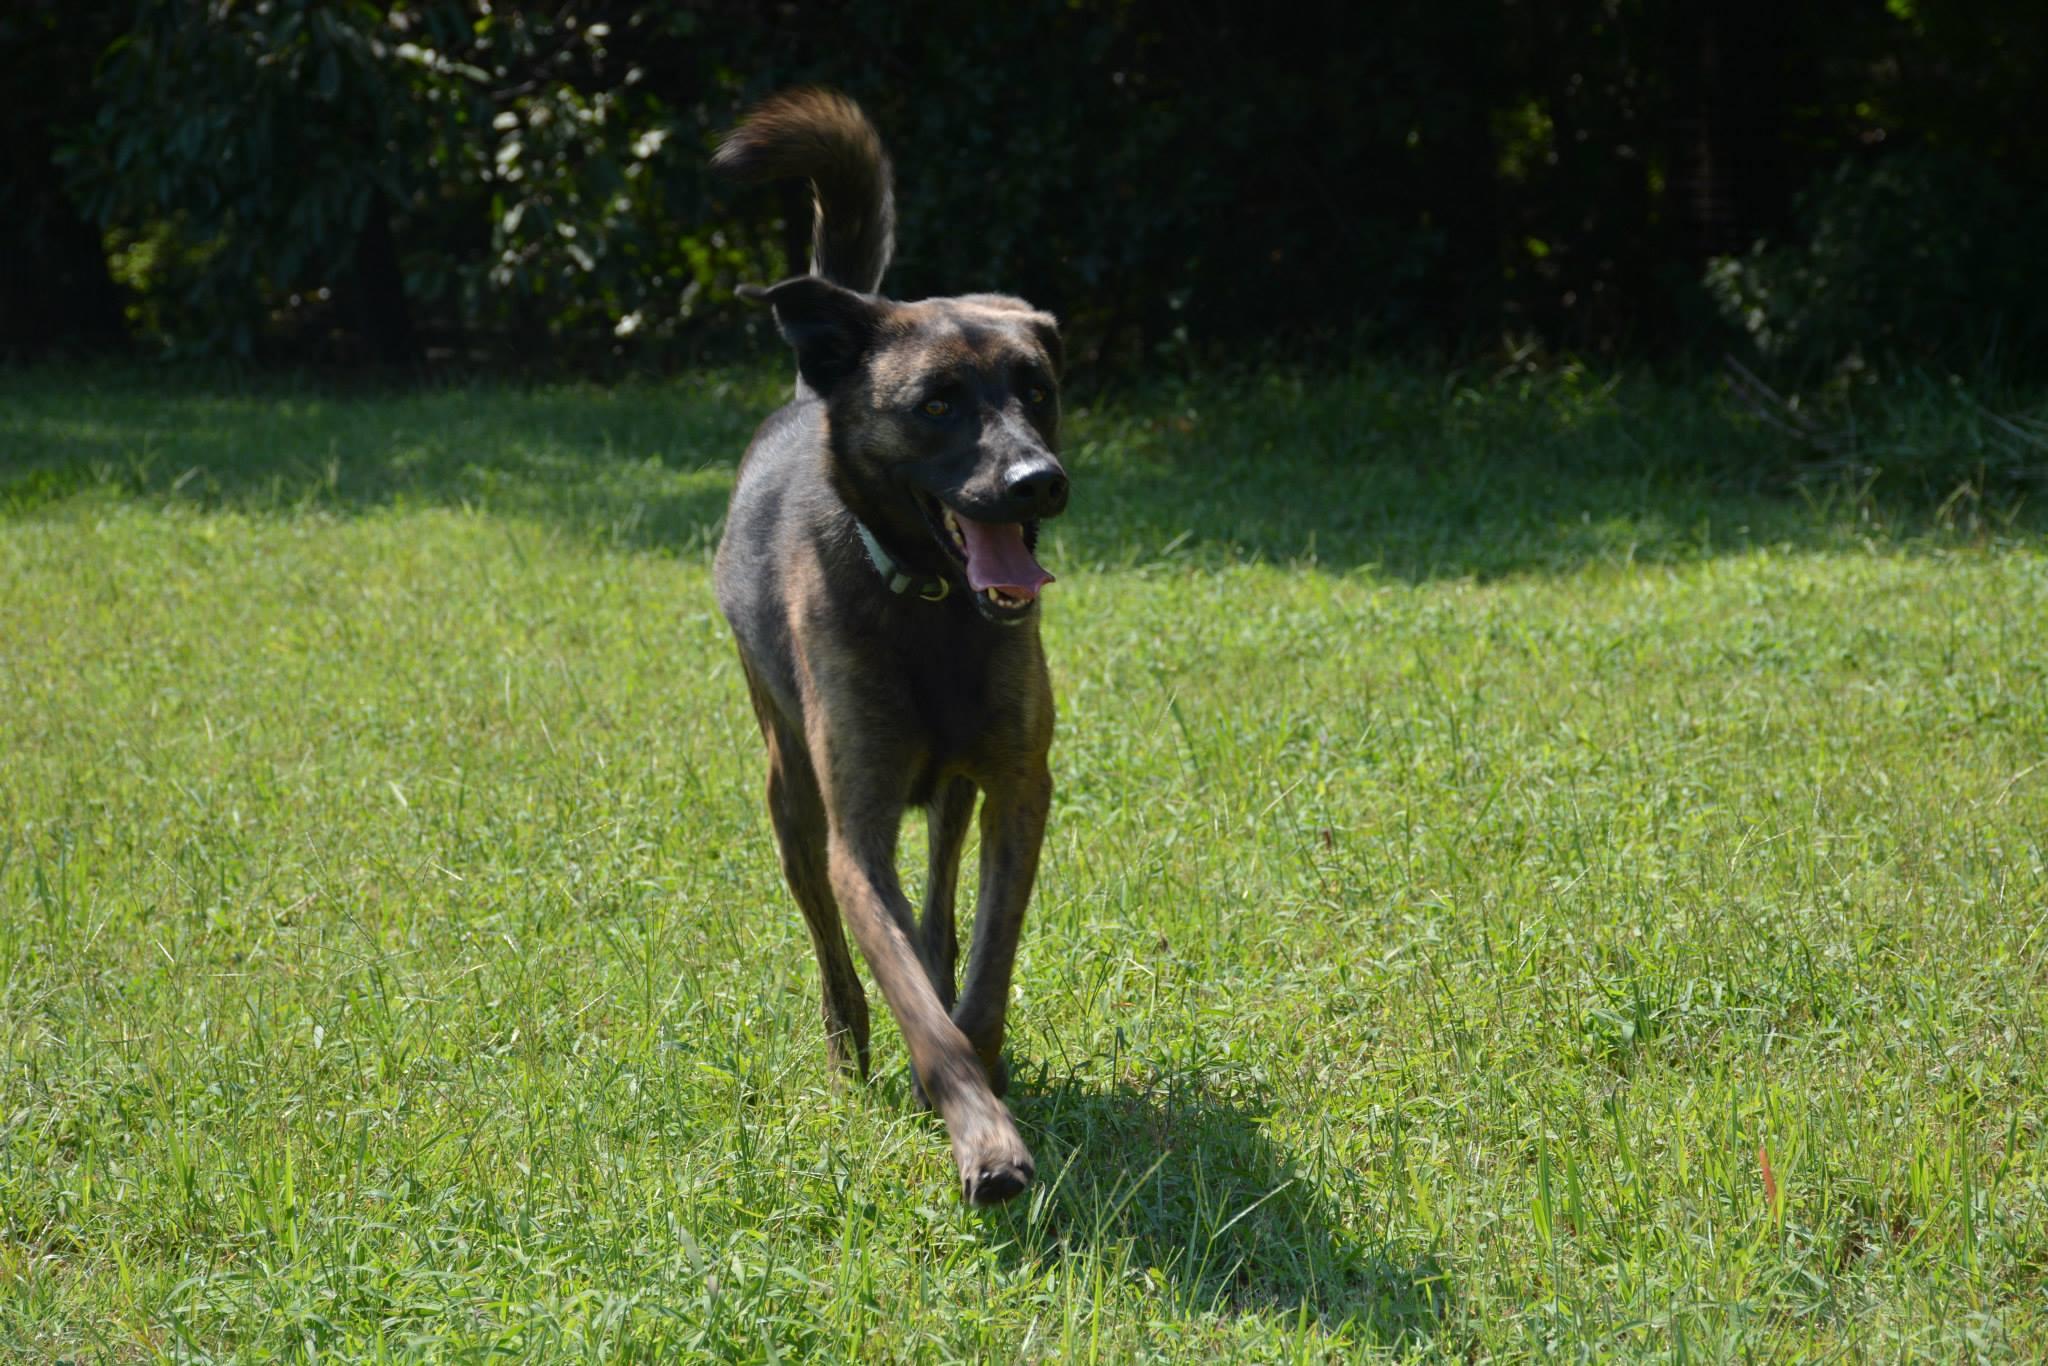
[[854, 517, 952, 602]]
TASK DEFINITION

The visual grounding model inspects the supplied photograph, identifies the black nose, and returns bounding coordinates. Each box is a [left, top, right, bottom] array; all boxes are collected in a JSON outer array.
[[1005, 462, 1069, 517]]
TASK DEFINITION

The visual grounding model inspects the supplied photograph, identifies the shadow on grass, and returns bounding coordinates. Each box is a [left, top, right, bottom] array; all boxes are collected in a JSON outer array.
[[998, 1070, 1450, 1347], [5, 364, 2040, 579], [0, 370, 769, 558], [1065, 366, 2048, 580]]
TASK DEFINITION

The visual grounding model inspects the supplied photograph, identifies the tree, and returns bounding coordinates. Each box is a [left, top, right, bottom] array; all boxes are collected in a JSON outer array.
[[0, 3, 130, 360]]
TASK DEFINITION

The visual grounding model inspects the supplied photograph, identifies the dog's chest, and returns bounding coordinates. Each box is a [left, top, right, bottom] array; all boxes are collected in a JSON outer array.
[[902, 639, 1005, 744], [889, 623, 1047, 776]]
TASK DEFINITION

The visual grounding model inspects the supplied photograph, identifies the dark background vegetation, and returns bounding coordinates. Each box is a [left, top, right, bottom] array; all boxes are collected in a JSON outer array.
[[5, 0, 2045, 386]]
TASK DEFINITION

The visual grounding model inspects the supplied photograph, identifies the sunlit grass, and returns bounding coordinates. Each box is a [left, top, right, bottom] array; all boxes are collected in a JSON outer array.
[[2, 366, 2044, 1359]]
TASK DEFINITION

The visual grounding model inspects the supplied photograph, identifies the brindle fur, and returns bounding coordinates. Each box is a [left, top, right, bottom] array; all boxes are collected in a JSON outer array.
[[711, 89, 1069, 1205]]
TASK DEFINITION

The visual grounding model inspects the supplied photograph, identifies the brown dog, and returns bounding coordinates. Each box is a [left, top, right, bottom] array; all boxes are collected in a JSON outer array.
[[711, 90, 1068, 1204]]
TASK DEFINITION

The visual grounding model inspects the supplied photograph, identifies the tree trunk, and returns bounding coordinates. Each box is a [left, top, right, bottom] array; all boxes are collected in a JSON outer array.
[[351, 189, 421, 370], [1669, 1, 1795, 264], [0, 118, 129, 360]]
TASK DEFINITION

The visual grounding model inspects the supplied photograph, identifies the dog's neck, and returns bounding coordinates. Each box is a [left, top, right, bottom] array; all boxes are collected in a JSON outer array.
[[853, 517, 952, 602]]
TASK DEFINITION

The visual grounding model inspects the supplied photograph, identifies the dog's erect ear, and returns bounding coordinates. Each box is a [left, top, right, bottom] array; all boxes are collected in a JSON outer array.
[[740, 276, 884, 392], [1029, 314, 1064, 378]]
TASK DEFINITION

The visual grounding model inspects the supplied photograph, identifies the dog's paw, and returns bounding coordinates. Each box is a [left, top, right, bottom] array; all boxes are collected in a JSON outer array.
[[950, 1099, 1035, 1206], [963, 1153, 1034, 1206]]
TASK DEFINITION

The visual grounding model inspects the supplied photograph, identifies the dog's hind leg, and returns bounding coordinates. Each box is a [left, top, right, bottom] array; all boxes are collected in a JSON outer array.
[[760, 714, 871, 1081], [951, 763, 1051, 1099], [917, 776, 978, 1011]]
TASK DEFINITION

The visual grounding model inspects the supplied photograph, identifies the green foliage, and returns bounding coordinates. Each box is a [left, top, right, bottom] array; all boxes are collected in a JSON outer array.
[[60, 3, 759, 363], [434, 12, 755, 352], [64, 3, 417, 356], [19, 0, 2048, 375], [800, 5, 1465, 357], [1706, 152, 2048, 380], [57, 1, 1461, 366]]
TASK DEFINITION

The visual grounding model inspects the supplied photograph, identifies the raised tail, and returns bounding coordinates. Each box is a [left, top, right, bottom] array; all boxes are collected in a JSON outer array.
[[712, 88, 896, 294]]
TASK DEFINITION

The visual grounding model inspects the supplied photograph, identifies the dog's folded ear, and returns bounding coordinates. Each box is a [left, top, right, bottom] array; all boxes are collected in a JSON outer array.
[[742, 276, 884, 393]]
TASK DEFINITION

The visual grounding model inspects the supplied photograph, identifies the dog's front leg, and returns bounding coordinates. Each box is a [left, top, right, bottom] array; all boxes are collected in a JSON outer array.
[[822, 804, 1035, 1205], [951, 763, 1051, 1098]]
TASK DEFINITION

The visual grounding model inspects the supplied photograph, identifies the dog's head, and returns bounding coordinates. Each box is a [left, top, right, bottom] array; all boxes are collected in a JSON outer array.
[[745, 276, 1068, 624]]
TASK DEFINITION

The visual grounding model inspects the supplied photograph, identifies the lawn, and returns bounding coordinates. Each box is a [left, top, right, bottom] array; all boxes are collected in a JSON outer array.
[[2, 364, 2045, 1360]]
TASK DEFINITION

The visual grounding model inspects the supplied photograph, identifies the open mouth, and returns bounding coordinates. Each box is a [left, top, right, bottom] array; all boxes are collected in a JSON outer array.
[[916, 493, 1053, 620]]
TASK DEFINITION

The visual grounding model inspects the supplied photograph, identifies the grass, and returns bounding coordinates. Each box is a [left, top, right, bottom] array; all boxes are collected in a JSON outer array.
[[2, 362, 2045, 1360]]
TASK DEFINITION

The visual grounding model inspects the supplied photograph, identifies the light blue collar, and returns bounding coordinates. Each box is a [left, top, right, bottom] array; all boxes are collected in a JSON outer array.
[[854, 518, 951, 601]]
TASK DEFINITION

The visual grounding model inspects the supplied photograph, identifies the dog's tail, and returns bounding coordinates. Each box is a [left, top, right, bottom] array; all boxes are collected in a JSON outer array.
[[712, 88, 895, 295]]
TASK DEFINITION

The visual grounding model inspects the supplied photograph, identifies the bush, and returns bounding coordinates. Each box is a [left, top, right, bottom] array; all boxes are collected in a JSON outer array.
[[59, 4, 758, 366], [47, 2, 1468, 370], [1705, 151, 2048, 381], [19, 0, 2048, 377]]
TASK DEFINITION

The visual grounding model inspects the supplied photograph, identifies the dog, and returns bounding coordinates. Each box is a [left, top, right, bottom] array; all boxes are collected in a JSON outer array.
[[710, 89, 1069, 1205]]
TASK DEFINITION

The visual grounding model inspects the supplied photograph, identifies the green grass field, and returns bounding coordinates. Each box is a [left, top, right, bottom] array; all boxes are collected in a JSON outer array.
[[3, 365, 2045, 1360]]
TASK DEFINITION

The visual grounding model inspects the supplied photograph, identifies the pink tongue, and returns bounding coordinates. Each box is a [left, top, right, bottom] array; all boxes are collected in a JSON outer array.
[[957, 515, 1053, 598]]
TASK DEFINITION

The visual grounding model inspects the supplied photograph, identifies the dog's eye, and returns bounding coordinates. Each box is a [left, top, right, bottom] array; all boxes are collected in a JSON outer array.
[[920, 398, 951, 418], [1026, 386, 1050, 406]]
